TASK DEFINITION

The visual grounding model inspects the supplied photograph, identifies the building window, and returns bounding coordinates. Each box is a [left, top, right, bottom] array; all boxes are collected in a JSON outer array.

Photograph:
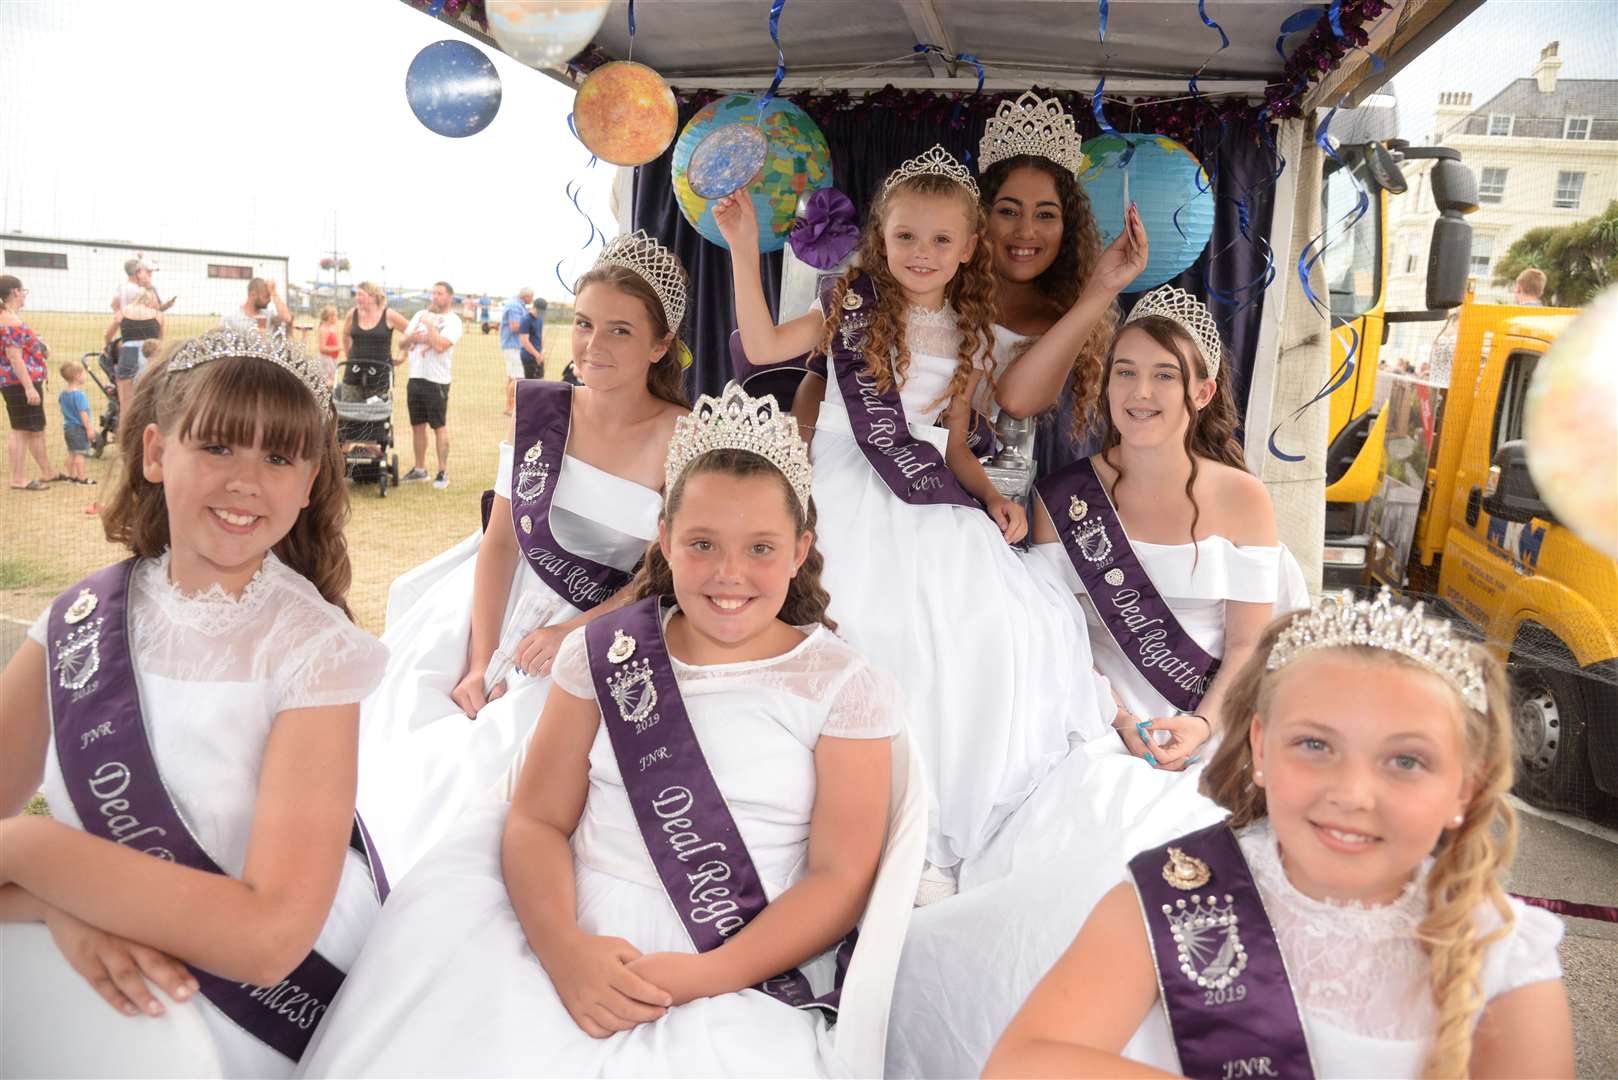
[[4, 249, 67, 270], [1478, 167, 1508, 203], [1469, 234, 1494, 278], [1487, 114, 1514, 136], [1553, 171, 1585, 210], [208, 264, 254, 280], [1564, 116, 1591, 140]]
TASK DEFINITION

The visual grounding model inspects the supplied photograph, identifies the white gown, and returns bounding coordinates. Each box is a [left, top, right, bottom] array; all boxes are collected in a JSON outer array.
[[357, 444, 659, 877], [300, 616, 903, 1079], [886, 534, 1310, 1078], [811, 304, 1111, 868], [3, 552, 387, 1079]]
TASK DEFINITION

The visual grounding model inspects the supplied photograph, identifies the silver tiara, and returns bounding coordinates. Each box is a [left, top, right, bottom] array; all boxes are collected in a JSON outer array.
[[1268, 588, 1487, 713], [1124, 285, 1225, 380], [166, 327, 331, 413], [978, 92, 1085, 176], [665, 382, 812, 512], [593, 230, 689, 334], [883, 144, 981, 200]]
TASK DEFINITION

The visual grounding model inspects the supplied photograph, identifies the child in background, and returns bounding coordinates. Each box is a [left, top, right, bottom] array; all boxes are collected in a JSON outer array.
[[56, 361, 93, 485], [317, 305, 342, 386]]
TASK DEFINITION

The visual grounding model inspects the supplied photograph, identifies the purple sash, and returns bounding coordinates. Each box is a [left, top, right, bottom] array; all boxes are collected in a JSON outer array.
[[827, 274, 980, 509], [585, 597, 853, 1014], [509, 380, 633, 610], [44, 560, 387, 1062], [1129, 823, 1316, 1080], [1036, 458, 1219, 713]]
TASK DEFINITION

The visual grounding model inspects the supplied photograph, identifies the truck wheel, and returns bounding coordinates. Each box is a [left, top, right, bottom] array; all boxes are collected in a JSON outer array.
[[1509, 628, 1595, 816]]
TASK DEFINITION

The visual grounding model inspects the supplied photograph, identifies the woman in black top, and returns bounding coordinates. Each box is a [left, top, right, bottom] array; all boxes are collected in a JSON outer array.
[[343, 281, 410, 391]]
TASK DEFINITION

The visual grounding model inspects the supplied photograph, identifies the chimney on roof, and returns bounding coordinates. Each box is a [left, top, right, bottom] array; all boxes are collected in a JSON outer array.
[[1434, 90, 1473, 142], [1532, 41, 1562, 93]]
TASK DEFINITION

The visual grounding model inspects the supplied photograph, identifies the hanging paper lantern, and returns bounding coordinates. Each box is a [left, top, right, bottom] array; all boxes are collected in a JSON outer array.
[[573, 61, 678, 167], [1080, 134, 1214, 293], [1523, 287, 1618, 558], [671, 94, 833, 253], [485, 0, 610, 69], [405, 40, 502, 138]]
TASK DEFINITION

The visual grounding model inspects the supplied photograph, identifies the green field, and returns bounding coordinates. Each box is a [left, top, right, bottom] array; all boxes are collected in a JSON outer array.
[[2, 310, 574, 634]]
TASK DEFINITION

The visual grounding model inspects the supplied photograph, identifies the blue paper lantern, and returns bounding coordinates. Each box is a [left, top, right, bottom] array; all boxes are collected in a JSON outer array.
[[1080, 134, 1214, 293], [405, 40, 502, 139]]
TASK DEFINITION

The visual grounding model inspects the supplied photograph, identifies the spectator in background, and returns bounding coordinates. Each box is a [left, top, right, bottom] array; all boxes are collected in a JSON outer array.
[[399, 281, 463, 490], [110, 258, 150, 313], [57, 360, 94, 485], [478, 294, 491, 334], [316, 304, 343, 386], [520, 296, 547, 380], [105, 286, 164, 418], [1, 275, 60, 491], [462, 294, 477, 323], [1513, 267, 1546, 306], [499, 287, 535, 415], [221, 277, 291, 335]]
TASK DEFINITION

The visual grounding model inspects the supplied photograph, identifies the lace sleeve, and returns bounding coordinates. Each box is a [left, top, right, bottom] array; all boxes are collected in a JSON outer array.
[[493, 441, 514, 501], [549, 627, 596, 701], [1481, 898, 1566, 1000], [821, 660, 904, 740], [278, 623, 390, 712]]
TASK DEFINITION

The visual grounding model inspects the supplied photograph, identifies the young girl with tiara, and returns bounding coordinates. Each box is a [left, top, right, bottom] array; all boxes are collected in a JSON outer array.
[[356, 232, 691, 878], [0, 329, 388, 1078], [886, 287, 1309, 1077], [986, 590, 1574, 1079], [300, 383, 917, 1077], [714, 147, 1114, 887]]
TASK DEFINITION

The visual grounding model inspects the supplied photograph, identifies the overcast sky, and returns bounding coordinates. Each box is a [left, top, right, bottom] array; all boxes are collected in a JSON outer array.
[[1, 0, 1612, 301]]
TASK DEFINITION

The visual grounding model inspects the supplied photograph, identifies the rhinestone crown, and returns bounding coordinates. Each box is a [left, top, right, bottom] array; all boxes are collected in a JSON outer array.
[[1124, 285, 1226, 380], [166, 327, 331, 413], [593, 230, 690, 334], [882, 144, 981, 200], [1268, 588, 1487, 713], [978, 91, 1086, 176], [665, 382, 812, 511]]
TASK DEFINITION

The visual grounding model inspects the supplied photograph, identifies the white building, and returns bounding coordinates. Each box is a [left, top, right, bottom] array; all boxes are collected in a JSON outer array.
[[1, 233, 289, 317], [1384, 41, 1617, 364]]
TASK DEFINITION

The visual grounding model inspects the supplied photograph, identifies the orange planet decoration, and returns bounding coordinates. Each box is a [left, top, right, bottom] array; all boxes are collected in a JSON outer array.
[[573, 61, 678, 167]]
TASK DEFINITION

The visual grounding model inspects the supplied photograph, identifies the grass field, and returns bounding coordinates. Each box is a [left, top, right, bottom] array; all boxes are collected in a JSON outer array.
[[1, 310, 573, 634]]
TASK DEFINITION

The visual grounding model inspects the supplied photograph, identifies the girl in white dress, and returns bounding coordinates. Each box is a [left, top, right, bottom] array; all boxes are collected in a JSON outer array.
[[357, 232, 690, 877], [0, 330, 387, 1078], [301, 384, 907, 1078], [714, 146, 1113, 882], [986, 591, 1574, 1079]]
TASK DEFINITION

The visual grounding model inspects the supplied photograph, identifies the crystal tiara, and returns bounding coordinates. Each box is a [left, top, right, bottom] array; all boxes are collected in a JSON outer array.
[[1267, 588, 1487, 713], [166, 327, 331, 413], [882, 144, 981, 200], [593, 230, 689, 334], [978, 91, 1086, 176], [665, 382, 812, 512], [1123, 285, 1226, 380]]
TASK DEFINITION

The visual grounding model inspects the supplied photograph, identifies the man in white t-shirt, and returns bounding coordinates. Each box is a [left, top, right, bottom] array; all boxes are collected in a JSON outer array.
[[399, 281, 463, 489], [111, 259, 151, 313]]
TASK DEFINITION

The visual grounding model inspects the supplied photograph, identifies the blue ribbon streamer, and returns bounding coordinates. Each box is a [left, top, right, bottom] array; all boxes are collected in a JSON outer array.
[[554, 113, 608, 296], [1092, 0, 1135, 168], [426, 0, 445, 15], [1198, 0, 1230, 49], [1275, 7, 1324, 60], [758, 0, 789, 113], [1327, 0, 1346, 38]]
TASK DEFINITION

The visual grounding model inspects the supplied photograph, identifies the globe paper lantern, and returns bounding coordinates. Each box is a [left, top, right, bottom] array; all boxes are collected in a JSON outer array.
[[485, 0, 610, 69], [1080, 134, 1215, 293], [573, 61, 678, 166], [405, 40, 502, 138], [672, 95, 833, 253]]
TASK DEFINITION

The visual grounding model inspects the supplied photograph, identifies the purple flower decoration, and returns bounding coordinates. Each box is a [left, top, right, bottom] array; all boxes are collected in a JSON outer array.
[[788, 188, 860, 270]]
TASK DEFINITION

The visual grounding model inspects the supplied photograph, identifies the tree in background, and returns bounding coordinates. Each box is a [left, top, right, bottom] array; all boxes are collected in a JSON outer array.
[[1494, 201, 1618, 307]]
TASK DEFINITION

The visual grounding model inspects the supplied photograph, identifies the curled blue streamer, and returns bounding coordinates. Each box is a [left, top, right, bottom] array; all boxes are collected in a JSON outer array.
[[1328, 0, 1346, 38], [1091, 0, 1134, 166], [758, 0, 789, 113], [1198, 0, 1230, 48], [1276, 7, 1324, 60], [555, 113, 609, 296], [426, 0, 445, 15], [628, 0, 636, 36]]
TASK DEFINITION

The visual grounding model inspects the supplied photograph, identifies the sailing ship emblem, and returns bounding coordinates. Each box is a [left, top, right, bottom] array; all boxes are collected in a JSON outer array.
[[1072, 519, 1113, 563], [54, 618, 104, 691], [514, 443, 551, 503], [607, 658, 659, 734], [1162, 892, 1247, 991]]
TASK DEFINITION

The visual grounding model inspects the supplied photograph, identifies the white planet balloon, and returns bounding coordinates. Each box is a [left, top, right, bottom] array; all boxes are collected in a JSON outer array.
[[1523, 286, 1618, 558], [485, 0, 610, 70]]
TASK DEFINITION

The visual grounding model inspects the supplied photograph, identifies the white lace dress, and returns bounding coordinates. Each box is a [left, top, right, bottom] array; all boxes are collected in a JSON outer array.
[[357, 445, 659, 878], [811, 303, 1111, 868], [887, 534, 1311, 1077], [5, 552, 387, 1078], [300, 616, 903, 1079], [1119, 821, 1565, 1076]]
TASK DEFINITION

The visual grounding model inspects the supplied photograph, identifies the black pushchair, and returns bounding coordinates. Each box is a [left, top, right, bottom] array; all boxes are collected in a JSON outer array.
[[84, 348, 120, 458], [335, 357, 400, 497]]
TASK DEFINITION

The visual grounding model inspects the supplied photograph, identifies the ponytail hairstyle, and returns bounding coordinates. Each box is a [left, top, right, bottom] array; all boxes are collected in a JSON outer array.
[[627, 448, 835, 631], [979, 154, 1115, 423], [1094, 315, 1244, 550], [1202, 611, 1519, 1079], [101, 343, 356, 619], [820, 172, 998, 415], [572, 264, 691, 409]]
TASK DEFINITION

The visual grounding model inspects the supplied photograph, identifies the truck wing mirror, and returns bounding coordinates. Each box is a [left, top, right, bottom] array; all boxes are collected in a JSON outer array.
[[1482, 440, 1554, 525], [1426, 159, 1478, 310]]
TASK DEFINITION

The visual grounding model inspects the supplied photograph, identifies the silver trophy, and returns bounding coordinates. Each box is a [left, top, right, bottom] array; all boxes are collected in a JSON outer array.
[[981, 411, 1037, 502]]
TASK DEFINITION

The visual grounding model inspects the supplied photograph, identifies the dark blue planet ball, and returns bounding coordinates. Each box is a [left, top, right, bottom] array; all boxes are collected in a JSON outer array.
[[405, 40, 502, 138]]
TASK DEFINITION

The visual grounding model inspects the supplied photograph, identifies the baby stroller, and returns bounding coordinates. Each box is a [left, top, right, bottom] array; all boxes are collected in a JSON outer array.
[[335, 357, 400, 497], [84, 348, 120, 458]]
